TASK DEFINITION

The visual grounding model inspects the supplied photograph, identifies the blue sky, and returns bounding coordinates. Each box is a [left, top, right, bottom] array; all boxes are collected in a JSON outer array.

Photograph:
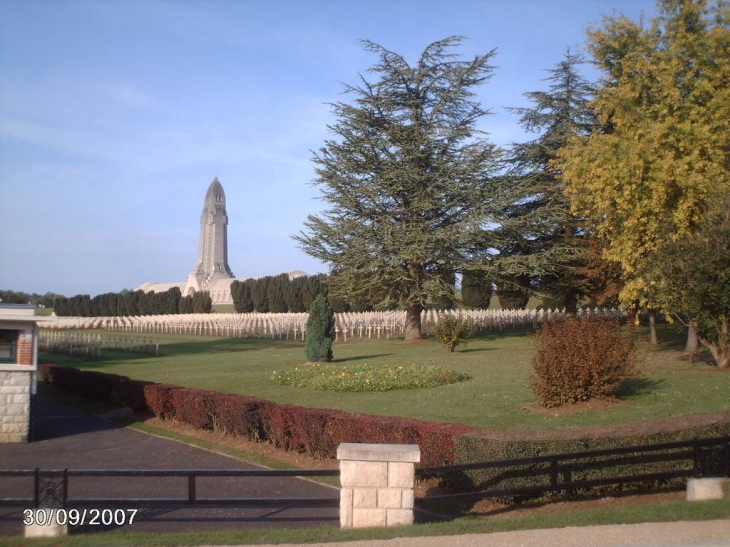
[[0, 0, 658, 298]]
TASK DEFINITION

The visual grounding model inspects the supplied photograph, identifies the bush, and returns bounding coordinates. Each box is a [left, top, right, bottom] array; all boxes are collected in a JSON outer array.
[[305, 294, 335, 362], [531, 318, 637, 407], [207, 393, 270, 440], [434, 313, 474, 352], [143, 384, 177, 419]]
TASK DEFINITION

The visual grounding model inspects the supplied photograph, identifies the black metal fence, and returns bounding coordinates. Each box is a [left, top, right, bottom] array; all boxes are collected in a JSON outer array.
[[415, 436, 730, 504], [2, 436, 728, 512], [0, 468, 340, 509]]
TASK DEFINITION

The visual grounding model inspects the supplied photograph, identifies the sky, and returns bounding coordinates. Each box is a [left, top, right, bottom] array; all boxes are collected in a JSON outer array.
[[0, 0, 659, 298]]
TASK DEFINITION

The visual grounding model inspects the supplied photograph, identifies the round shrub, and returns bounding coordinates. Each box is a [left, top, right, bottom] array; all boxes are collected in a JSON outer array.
[[531, 317, 637, 407], [434, 313, 474, 352], [271, 363, 470, 392]]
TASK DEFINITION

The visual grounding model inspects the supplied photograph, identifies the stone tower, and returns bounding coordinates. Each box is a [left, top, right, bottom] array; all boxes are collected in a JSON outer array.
[[184, 178, 234, 294]]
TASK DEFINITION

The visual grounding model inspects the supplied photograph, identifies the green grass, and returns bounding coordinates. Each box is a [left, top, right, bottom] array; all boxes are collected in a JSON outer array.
[[40, 325, 730, 430], [212, 303, 237, 314], [4, 497, 729, 546]]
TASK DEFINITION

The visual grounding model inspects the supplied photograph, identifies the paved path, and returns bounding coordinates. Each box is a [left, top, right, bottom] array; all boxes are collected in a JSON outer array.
[[1, 397, 728, 545], [243, 520, 730, 547], [0, 396, 338, 536]]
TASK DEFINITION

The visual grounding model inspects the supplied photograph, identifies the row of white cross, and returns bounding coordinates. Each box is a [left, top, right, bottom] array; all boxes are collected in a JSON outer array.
[[39, 330, 159, 356], [41, 308, 626, 341]]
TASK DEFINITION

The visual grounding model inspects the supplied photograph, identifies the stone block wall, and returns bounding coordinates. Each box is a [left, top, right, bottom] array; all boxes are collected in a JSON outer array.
[[0, 370, 32, 443], [338, 443, 420, 528]]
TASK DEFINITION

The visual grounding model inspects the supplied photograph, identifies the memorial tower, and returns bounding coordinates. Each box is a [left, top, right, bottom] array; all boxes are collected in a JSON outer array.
[[185, 178, 234, 293], [137, 178, 308, 305]]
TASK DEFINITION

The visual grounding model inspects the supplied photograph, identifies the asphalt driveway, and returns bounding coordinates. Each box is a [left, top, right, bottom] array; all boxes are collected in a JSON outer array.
[[0, 395, 339, 536]]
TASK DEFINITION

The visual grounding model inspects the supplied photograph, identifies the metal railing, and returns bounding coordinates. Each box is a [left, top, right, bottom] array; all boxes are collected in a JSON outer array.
[[3, 437, 728, 511], [0, 468, 340, 509]]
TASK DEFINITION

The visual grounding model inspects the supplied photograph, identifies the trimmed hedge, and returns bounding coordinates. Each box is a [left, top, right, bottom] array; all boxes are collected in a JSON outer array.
[[39, 363, 730, 481], [40, 364, 152, 412], [38, 364, 475, 466]]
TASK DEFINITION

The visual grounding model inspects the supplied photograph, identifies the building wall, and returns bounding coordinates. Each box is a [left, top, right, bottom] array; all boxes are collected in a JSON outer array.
[[0, 314, 38, 443]]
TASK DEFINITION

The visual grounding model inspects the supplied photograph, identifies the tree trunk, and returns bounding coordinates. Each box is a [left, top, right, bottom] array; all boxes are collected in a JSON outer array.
[[404, 303, 424, 341], [648, 309, 659, 345], [702, 315, 729, 368], [684, 320, 699, 354], [564, 290, 578, 321]]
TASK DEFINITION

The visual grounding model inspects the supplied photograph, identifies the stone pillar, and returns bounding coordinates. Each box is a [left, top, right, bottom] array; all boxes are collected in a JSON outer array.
[[337, 443, 420, 528], [0, 369, 32, 443]]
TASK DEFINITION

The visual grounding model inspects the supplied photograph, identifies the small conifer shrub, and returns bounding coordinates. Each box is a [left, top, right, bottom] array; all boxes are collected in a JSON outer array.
[[434, 313, 474, 352], [531, 317, 637, 407], [305, 294, 335, 362]]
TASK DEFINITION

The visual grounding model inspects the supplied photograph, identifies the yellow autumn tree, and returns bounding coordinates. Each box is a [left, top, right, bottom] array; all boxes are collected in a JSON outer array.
[[560, 0, 729, 283]]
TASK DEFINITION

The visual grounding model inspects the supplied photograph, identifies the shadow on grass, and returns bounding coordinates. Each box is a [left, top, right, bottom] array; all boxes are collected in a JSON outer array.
[[631, 324, 691, 352], [458, 347, 497, 354], [164, 337, 304, 354], [41, 337, 309, 372], [618, 376, 665, 397], [471, 327, 537, 341], [333, 353, 395, 363]]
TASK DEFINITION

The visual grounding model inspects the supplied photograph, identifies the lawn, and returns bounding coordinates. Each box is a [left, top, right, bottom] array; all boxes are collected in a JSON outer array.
[[42, 325, 730, 431]]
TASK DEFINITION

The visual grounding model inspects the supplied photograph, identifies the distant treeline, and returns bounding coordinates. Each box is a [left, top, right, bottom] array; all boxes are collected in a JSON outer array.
[[231, 274, 382, 314], [235, 271, 522, 313], [53, 288, 213, 317], [0, 290, 64, 308], [15, 270, 500, 318], [230, 273, 491, 313], [232, 274, 334, 313]]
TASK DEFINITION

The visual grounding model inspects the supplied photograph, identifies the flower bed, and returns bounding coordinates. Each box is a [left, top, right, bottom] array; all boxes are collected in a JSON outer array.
[[271, 363, 470, 392]]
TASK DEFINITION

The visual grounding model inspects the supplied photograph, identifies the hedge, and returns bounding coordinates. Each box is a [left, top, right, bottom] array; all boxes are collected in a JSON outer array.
[[40, 364, 152, 412], [39, 364, 475, 466], [39, 363, 730, 479], [450, 414, 730, 496]]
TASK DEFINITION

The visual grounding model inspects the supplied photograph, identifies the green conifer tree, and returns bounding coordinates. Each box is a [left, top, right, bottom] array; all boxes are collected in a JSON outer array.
[[493, 51, 597, 315], [179, 295, 193, 314], [251, 278, 269, 313], [285, 276, 307, 312], [461, 271, 493, 309], [268, 274, 289, 313], [294, 37, 501, 340], [305, 294, 335, 362], [231, 280, 255, 313], [192, 291, 213, 314]]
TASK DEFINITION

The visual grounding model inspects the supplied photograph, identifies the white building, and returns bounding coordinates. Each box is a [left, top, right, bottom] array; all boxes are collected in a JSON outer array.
[[0, 304, 55, 443]]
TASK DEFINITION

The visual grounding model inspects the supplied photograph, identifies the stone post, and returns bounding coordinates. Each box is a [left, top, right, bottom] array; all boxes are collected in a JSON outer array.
[[25, 470, 68, 537], [687, 477, 730, 501], [337, 443, 420, 528]]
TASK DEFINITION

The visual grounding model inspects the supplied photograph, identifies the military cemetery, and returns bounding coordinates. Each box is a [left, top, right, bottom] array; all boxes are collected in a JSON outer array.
[[1, 0, 729, 545]]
